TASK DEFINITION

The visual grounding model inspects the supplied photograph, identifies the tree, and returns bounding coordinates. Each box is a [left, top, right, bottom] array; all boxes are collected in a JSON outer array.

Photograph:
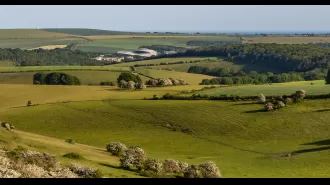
[[258, 94, 266, 104], [326, 69, 330, 84], [117, 72, 142, 84]]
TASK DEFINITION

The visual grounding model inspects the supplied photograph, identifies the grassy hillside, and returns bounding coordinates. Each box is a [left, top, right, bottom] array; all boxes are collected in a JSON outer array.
[[1, 99, 330, 177], [0, 29, 75, 39], [183, 80, 330, 96], [0, 128, 141, 177], [42, 28, 137, 36], [136, 68, 215, 85]]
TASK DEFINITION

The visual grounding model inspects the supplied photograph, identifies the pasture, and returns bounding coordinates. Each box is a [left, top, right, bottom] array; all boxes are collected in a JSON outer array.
[[1, 99, 330, 177], [183, 80, 330, 96], [243, 36, 330, 44]]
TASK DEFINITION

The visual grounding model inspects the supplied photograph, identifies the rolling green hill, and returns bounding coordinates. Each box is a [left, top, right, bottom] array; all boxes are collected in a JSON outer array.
[[42, 28, 137, 36]]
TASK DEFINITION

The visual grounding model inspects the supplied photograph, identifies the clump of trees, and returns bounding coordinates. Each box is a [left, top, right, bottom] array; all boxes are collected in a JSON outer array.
[[117, 72, 144, 89], [261, 90, 306, 111], [33, 72, 81, 85], [105, 141, 221, 178], [145, 78, 188, 87]]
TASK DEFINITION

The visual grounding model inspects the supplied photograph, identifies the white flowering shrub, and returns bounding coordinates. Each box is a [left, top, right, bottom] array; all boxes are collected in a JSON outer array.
[[183, 165, 201, 178], [127, 81, 136, 89], [198, 161, 221, 178], [106, 142, 127, 156], [178, 161, 189, 173], [69, 164, 103, 178], [163, 159, 181, 173], [143, 158, 163, 174], [258, 94, 266, 104], [119, 146, 146, 170]]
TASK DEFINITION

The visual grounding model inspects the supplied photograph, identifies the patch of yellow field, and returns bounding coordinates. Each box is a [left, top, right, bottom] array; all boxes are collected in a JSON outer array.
[[243, 36, 330, 44], [28, 45, 67, 50]]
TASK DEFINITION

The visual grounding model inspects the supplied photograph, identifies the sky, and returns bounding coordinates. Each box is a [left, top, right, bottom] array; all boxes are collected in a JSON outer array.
[[0, 5, 330, 33]]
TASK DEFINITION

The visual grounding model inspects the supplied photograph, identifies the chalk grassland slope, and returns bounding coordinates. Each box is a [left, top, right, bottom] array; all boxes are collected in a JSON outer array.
[[76, 36, 240, 53], [136, 68, 215, 85], [0, 29, 76, 39], [0, 129, 141, 178], [28, 45, 67, 50], [243, 36, 330, 44], [183, 80, 330, 96], [0, 66, 130, 73], [0, 71, 150, 85], [0, 84, 206, 109], [1, 100, 330, 177]]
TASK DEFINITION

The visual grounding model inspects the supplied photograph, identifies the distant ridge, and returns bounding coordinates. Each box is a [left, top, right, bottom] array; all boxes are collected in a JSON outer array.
[[42, 28, 140, 36]]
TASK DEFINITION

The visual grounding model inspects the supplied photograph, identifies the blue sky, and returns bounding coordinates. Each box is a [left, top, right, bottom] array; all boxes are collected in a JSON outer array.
[[0, 5, 330, 33]]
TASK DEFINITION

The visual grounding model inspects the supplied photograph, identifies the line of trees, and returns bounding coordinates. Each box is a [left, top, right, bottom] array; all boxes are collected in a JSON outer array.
[[169, 43, 330, 73], [33, 72, 81, 85], [0, 48, 104, 66]]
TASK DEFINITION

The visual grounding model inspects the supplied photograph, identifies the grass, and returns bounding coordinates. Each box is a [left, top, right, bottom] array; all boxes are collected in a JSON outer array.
[[0, 128, 142, 177], [136, 68, 215, 85], [0, 71, 150, 85], [0, 84, 207, 109], [0, 29, 75, 39], [1, 99, 330, 177], [76, 36, 239, 53], [0, 66, 130, 73], [183, 80, 330, 96]]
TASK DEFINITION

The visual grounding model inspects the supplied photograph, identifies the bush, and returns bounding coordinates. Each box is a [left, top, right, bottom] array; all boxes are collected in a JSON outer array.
[[63, 153, 84, 160], [135, 83, 146, 90], [143, 158, 163, 174], [27, 100, 32, 106], [69, 164, 103, 178], [198, 161, 221, 178], [284, 97, 293, 104], [293, 89, 306, 102], [184, 165, 201, 178], [145, 79, 158, 87], [163, 159, 181, 173], [118, 80, 128, 88], [106, 142, 127, 156], [264, 102, 274, 111], [127, 81, 136, 89], [178, 161, 189, 173], [258, 94, 266, 104], [119, 146, 146, 171], [158, 78, 173, 86], [152, 95, 159, 100], [65, 138, 76, 144]]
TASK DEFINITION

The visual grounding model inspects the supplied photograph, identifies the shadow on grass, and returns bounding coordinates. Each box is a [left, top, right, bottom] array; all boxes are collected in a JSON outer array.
[[292, 146, 330, 154], [233, 102, 259, 106], [99, 162, 139, 173], [302, 139, 330, 146], [314, 109, 330, 113], [243, 109, 265, 113]]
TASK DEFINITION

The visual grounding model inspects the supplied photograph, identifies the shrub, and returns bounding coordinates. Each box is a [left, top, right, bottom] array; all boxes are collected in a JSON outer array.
[[171, 79, 180, 85], [178, 161, 189, 173], [163, 159, 181, 173], [27, 100, 32, 106], [152, 95, 159, 100], [293, 89, 306, 102], [145, 79, 158, 87], [118, 80, 128, 88], [264, 102, 274, 111], [258, 94, 266, 104], [127, 81, 136, 89], [158, 78, 173, 86], [178, 79, 188, 85], [119, 146, 146, 171], [135, 83, 146, 90], [184, 165, 201, 178], [198, 161, 221, 178], [69, 164, 103, 178], [63, 153, 84, 160], [65, 138, 76, 144], [284, 97, 293, 104], [34, 72, 81, 85], [106, 142, 127, 156], [143, 158, 163, 174]]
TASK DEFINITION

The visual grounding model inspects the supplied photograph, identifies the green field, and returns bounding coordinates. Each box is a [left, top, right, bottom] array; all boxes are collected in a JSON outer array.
[[0, 71, 150, 85], [136, 68, 215, 85], [0, 66, 130, 73], [76, 36, 239, 53], [1, 99, 330, 177], [0, 60, 15, 67], [183, 80, 330, 96]]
